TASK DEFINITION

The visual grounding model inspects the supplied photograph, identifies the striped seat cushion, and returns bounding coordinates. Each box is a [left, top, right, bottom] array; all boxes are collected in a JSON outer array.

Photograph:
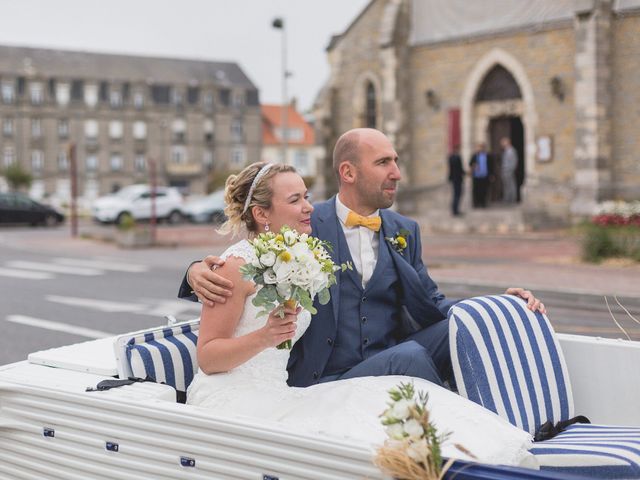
[[530, 424, 640, 478], [126, 323, 199, 392], [449, 295, 574, 435]]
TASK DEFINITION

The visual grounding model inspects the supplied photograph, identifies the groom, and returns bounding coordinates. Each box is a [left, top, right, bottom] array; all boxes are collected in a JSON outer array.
[[179, 128, 543, 388]]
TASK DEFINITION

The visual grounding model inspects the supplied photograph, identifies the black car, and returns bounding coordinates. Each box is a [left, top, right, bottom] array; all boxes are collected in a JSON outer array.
[[0, 192, 65, 226]]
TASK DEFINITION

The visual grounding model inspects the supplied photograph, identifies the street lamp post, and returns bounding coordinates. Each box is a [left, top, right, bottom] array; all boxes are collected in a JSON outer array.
[[272, 17, 289, 164]]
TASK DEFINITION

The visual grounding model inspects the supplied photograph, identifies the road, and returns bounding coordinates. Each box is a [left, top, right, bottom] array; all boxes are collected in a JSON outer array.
[[0, 225, 210, 365], [0, 225, 637, 365]]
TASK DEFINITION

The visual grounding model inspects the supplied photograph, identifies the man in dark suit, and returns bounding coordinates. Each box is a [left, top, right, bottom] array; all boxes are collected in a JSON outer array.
[[448, 145, 465, 216], [180, 129, 544, 387], [469, 142, 493, 208]]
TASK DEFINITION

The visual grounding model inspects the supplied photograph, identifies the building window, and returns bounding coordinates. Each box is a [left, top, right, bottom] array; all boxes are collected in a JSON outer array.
[[86, 154, 98, 172], [203, 92, 213, 110], [172, 118, 186, 143], [134, 154, 146, 172], [31, 150, 44, 172], [57, 151, 69, 171], [187, 86, 199, 105], [110, 153, 123, 171], [84, 84, 98, 107], [230, 147, 245, 168], [110, 89, 122, 108], [56, 83, 70, 106], [172, 87, 183, 106], [294, 150, 309, 175], [3, 118, 14, 137], [30, 82, 44, 105], [365, 81, 377, 129], [232, 90, 244, 107], [3, 147, 15, 167], [171, 146, 187, 164], [231, 118, 243, 141], [219, 88, 230, 106], [85, 120, 99, 139], [1, 82, 15, 104], [133, 121, 147, 140], [151, 85, 171, 104], [133, 91, 144, 109], [109, 121, 123, 139], [71, 80, 84, 101], [31, 118, 42, 137], [277, 127, 303, 142], [204, 119, 214, 142], [203, 150, 213, 169], [58, 119, 69, 139]]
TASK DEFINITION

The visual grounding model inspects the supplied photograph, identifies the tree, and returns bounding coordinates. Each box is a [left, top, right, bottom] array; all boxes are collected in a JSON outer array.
[[3, 163, 32, 191]]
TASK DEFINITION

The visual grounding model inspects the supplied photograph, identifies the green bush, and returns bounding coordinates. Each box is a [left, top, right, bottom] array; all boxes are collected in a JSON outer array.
[[3, 163, 32, 191], [117, 213, 136, 232], [581, 223, 640, 263]]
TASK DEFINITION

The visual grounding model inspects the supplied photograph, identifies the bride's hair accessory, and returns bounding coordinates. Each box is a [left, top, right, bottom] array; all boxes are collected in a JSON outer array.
[[243, 163, 273, 214]]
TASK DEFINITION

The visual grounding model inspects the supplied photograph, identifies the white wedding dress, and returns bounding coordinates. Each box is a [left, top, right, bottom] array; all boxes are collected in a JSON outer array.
[[187, 240, 537, 468]]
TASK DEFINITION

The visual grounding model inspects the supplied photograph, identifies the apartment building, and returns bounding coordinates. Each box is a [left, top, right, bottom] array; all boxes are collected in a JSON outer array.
[[0, 45, 261, 202]]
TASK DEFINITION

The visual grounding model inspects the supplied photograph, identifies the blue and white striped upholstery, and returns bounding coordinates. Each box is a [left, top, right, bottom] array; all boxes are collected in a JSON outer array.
[[449, 295, 640, 478], [126, 323, 199, 392], [530, 424, 640, 478], [449, 295, 573, 435]]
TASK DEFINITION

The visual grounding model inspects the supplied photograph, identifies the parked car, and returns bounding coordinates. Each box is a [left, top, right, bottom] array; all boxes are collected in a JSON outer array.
[[0, 192, 65, 226], [183, 190, 226, 224], [92, 185, 184, 225]]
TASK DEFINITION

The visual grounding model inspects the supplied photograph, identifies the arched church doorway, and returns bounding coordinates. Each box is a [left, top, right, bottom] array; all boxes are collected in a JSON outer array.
[[489, 116, 525, 202], [473, 64, 526, 205]]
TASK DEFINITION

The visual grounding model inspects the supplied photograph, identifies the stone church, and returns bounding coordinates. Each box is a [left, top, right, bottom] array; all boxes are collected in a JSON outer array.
[[314, 0, 640, 229]]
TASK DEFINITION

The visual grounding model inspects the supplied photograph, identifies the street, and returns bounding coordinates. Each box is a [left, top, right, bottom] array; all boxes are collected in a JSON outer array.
[[1, 225, 639, 366]]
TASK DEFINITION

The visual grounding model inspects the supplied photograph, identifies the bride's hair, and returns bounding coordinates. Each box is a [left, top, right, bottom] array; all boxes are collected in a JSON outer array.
[[219, 161, 296, 236]]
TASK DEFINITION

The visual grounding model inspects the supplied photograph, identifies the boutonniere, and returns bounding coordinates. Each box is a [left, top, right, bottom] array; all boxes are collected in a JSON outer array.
[[385, 229, 410, 255]]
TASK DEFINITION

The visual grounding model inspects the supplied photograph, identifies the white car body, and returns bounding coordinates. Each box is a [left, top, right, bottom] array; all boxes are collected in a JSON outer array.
[[92, 185, 184, 224], [183, 190, 226, 224]]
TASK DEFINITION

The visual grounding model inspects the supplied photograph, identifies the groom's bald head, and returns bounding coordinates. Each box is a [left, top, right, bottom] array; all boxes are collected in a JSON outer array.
[[332, 129, 362, 183]]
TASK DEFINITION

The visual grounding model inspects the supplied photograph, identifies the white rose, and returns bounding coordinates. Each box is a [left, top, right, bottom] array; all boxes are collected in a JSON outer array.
[[260, 251, 276, 267], [299, 233, 309, 242], [403, 419, 424, 439], [390, 399, 412, 420], [284, 230, 297, 246], [263, 269, 277, 284], [406, 438, 429, 463], [385, 423, 405, 440], [292, 242, 313, 264], [277, 283, 292, 299], [274, 260, 295, 284]]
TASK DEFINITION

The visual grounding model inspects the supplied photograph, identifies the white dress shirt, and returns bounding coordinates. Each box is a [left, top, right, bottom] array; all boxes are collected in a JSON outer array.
[[335, 194, 379, 288]]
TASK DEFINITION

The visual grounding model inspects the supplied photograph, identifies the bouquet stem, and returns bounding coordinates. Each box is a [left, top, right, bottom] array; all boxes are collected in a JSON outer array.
[[276, 299, 297, 350]]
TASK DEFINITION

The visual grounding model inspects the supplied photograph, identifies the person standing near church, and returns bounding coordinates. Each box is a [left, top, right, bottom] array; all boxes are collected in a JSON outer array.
[[501, 136, 518, 204], [469, 142, 492, 208], [448, 145, 465, 216]]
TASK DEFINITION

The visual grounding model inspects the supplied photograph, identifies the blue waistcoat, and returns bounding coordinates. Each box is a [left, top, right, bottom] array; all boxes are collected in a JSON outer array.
[[323, 220, 402, 377]]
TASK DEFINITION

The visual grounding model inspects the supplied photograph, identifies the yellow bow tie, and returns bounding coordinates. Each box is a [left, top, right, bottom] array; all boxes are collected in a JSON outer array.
[[345, 211, 381, 232]]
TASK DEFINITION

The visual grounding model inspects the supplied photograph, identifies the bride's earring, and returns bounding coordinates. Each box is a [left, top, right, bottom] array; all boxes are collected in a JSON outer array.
[[264, 222, 270, 232]]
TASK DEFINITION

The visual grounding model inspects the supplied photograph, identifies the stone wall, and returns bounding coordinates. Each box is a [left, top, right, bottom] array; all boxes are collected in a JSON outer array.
[[611, 12, 640, 199]]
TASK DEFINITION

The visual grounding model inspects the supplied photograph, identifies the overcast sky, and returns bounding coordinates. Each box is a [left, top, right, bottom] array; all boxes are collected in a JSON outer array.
[[0, 0, 369, 111]]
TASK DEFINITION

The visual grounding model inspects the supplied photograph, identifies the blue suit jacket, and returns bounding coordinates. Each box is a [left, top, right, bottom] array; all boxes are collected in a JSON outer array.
[[286, 196, 455, 387]]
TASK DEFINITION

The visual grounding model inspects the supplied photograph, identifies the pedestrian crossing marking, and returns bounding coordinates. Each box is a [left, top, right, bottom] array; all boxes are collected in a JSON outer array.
[[46, 295, 147, 313], [6, 261, 103, 276], [0, 268, 54, 280], [6, 315, 111, 339], [52, 257, 149, 273]]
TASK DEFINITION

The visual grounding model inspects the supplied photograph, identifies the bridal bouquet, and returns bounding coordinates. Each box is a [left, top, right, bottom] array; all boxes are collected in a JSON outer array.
[[375, 382, 458, 480], [240, 226, 351, 349]]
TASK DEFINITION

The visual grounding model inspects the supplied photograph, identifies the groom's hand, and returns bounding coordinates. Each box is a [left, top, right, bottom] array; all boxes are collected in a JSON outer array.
[[505, 287, 546, 314], [188, 256, 234, 306]]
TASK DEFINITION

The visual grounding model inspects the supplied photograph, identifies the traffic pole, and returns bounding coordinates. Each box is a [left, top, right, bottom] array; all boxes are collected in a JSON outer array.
[[69, 143, 78, 238], [148, 157, 157, 245]]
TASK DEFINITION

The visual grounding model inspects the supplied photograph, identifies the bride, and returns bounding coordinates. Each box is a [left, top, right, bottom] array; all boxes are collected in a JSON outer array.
[[187, 161, 537, 468]]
